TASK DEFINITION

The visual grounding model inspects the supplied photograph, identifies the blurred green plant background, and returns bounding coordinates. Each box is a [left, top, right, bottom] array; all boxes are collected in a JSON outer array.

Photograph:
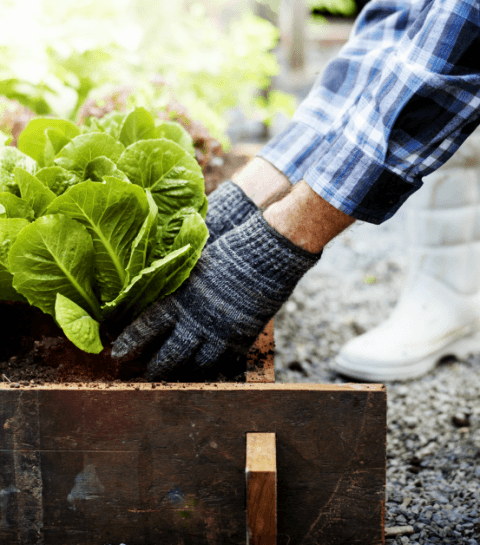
[[0, 0, 299, 150], [256, 0, 357, 20]]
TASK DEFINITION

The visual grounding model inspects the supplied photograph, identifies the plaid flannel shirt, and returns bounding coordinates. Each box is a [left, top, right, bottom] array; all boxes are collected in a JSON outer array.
[[258, 0, 480, 224]]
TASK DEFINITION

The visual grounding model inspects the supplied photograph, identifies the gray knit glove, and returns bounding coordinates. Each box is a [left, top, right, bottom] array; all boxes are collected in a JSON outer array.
[[204, 180, 258, 244], [111, 211, 322, 381]]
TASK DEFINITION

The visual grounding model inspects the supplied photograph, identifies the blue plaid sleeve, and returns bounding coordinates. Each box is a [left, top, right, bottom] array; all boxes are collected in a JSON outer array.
[[258, 0, 480, 224]]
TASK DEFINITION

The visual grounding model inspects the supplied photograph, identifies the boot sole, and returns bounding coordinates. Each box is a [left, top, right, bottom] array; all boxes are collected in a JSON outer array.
[[331, 330, 480, 382]]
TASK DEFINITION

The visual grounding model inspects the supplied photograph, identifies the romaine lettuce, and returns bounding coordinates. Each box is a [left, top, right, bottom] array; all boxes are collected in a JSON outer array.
[[0, 107, 209, 354]]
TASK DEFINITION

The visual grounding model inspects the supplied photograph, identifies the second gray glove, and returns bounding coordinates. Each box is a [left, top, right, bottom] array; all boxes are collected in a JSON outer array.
[[205, 180, 258, 244]]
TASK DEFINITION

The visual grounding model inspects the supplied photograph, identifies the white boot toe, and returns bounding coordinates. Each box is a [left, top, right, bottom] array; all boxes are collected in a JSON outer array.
[[331, 273, 480, 382]]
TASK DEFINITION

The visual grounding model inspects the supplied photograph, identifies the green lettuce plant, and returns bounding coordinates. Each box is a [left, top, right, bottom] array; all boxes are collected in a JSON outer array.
[[0, 107, 208, 354]]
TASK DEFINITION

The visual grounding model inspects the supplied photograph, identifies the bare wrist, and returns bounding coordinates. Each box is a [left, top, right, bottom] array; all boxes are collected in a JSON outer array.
[[232, 157, 292, 208]]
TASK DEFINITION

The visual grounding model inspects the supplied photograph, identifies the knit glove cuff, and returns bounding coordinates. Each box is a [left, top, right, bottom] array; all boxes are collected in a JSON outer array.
[[205, 180, 258, 244], [219, 210, 321, 283]]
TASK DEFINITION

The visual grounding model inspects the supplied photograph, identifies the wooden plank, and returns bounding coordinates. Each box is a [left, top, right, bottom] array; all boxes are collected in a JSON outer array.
[[0, 383, 386, 544], [246, 433, 277, 544]]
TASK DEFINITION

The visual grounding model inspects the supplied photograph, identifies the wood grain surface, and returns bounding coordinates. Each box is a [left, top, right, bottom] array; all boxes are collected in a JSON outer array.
[[0, 383, 385, 544], [246, 433, 277, 544]]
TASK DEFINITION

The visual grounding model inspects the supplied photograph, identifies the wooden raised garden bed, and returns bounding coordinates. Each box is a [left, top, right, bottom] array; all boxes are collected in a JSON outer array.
[[0, 319, 386, 545]]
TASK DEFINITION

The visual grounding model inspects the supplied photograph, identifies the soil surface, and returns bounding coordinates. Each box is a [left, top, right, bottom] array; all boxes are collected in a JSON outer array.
[[202, 144, 257, 195], [0, 148, 260, 388], [0, 300, 253, 386]]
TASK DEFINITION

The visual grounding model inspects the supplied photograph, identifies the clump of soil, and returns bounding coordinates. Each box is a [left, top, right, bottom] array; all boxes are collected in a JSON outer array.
[[0, 301, 258, 386]]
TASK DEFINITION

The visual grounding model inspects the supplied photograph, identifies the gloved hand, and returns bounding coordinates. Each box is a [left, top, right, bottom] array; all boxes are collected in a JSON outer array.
[[111, 211, 323, 381], [204, 180, 258, 245]]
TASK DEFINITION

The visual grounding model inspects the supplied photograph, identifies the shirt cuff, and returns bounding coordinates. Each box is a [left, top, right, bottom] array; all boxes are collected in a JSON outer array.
[[255, 121, 326, 185], [303, 131, 423, 225], [256, 121, 423, 225]]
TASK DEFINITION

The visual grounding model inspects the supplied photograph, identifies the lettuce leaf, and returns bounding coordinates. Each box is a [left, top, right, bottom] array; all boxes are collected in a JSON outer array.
[[125, 189, 159, 284], [0, 192, 34, 221], [101, 244, 191, 321], [116, 138, 205, 224], [55, 293, 103, 354], [155, 121, 195, 157], [0, 218, 29, 302], [17, 118, 80, 168], [54, 133, 125, 180], [104, 209, 208, 322], [46, 179, 149, 303], [82, 110, 127, 140], [119, 107, 157, 148], [0, 147, 37, 197], [14, 167, 56, 218], [35, 166, 80, 196], [9, 214, 102, 320]]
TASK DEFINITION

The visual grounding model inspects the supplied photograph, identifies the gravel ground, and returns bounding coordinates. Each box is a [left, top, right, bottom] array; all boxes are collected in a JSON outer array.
[[272, 207, 480, 544]]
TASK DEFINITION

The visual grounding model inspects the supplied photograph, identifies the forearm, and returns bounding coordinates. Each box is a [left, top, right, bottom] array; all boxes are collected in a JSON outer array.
[[263, 180, 355, 254], [232, 157, 355, 254]]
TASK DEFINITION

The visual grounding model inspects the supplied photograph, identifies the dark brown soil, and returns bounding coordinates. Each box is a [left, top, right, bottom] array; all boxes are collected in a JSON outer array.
[[0, 300, 254, 386], [203, 144, 259, 195]]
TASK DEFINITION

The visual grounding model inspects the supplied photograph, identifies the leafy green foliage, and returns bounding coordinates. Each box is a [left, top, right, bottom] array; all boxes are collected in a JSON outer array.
[[46, 178, 149, 303], [17, 118, 80, 168], [309, 0, 357, 17], [14, 167, 56, 217], [0, 79, 53, 116], [9, 213, 102, 320], [1, 107, 209, 353], [0, 218, 29, 302], [116, 138, 205, 225], [55, 293, 104, 354], [0, 147, 37, 196], [0, 0, 296, 149]]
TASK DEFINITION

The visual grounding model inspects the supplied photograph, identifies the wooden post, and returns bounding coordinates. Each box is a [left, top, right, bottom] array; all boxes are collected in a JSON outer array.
[[246, 433, 277, 544], [279, 0, 307, 70]]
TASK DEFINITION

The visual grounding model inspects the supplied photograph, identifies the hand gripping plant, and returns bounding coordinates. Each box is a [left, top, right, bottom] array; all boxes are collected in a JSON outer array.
[[0, 107, 209, 353]]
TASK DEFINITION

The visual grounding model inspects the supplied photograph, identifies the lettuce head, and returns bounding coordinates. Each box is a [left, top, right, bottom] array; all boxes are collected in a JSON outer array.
[[0, 107, 208, 353]]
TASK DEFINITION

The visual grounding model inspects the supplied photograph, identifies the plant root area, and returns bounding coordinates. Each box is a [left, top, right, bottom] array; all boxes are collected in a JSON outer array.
[[0, 301, 251, 387]]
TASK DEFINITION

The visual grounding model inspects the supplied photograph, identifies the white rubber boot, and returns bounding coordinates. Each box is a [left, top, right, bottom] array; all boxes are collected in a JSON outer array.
[[332, 131, 480, 381]]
